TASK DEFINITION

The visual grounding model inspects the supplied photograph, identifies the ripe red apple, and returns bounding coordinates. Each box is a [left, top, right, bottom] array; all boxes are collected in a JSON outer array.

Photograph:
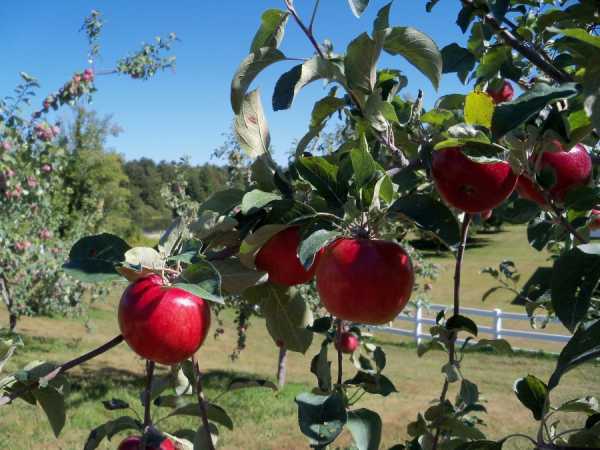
[[516, 143, 592, 205], [316, 238, 414, 325], [335, 332, 359, 354], [118, 274, 211, 365], [431, 147, 517, 214], [117, 435, 175, 450], [487, 80, 514, 104], [255, 226, 320, 286]]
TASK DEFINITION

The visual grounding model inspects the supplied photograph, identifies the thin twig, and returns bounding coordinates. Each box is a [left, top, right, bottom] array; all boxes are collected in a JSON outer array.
[[0, 335, 124, 406], [336, 319, 343, 386], [432, 214, 471, 450], [309, 0, 320, 31], [192, 355, 216, 450], [284, 0, 325, 59], [143, 360, 155, 428]]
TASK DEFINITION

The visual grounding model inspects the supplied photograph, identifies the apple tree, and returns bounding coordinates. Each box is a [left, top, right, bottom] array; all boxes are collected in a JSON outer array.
[[2, 1, 600, 449]]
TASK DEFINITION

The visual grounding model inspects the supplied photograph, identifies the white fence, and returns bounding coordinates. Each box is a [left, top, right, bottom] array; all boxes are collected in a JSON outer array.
[[369, 304, 572, 351]]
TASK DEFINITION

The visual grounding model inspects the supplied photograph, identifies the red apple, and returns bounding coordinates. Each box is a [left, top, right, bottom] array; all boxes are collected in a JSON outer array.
[[335, 332, 359, 354], [316, 238, 414, 325], [117, 435, 175, 450], [516, 143, 592, 205], [255, 226, 320, 286], [481, 209, 493, 221], [487, 80, 514, 104], [118, 274, 211, 365], [431, 147, 517, 214]]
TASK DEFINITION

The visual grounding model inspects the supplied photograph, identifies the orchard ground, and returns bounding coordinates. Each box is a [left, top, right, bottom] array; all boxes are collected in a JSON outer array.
[[1, 225, 598, 450]]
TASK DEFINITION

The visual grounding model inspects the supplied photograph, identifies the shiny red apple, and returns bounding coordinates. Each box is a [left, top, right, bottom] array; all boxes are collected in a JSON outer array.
[[516, 143, 592, 205], [335, 332, 359, 354], [117, 435, 175, 450], [487, 80, 514, 104], [316, 238, 414, 325], [432, 147, 517, 214], [255, 226, 320, 286], [118, 274, 211, 365]]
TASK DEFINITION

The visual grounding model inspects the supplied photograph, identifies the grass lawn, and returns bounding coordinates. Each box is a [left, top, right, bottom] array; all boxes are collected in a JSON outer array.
[[0, 225, 598, 450]]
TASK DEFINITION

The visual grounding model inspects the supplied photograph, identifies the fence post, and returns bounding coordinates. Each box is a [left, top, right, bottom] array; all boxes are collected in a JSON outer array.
[[414, 305, 423, 345], [493, 308, 503, 340]]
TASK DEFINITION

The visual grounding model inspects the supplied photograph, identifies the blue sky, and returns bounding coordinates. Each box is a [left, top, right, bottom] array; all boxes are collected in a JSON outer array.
[[0, 1, 470, 165]]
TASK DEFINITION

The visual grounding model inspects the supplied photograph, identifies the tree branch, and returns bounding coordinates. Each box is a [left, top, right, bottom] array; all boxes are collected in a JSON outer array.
[[460, 0, 572, 84], [143, 360, 155, 428], [284, 0, 326, 59], [0, 335, 124, 406], [336, 319, 343, 386], [192, 354, 216, 450]]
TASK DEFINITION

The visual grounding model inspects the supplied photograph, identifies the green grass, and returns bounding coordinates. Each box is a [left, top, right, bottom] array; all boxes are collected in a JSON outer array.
[[0, 225, 598, 450]]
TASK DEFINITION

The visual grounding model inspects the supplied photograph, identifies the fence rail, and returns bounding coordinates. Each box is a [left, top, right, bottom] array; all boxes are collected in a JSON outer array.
[[368, 304, 571, 350]]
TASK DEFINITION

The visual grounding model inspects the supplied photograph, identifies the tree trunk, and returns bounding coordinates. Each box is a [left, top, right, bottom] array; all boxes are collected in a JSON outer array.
[[277, 346, 287, 389], [0, 274, 17, 332]]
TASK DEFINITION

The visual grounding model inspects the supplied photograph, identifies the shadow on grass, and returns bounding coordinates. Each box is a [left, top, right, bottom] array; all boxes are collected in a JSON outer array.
[[410, 235, 493, 258]]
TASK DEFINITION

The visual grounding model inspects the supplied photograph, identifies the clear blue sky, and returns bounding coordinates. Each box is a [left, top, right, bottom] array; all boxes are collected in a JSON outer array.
[[0, 0, 470, 165]]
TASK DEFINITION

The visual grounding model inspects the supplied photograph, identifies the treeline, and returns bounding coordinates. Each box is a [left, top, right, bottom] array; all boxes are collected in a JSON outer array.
[[124, 159, 232, 232]]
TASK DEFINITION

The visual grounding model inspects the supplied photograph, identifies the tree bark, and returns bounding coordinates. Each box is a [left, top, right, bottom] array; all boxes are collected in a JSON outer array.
[[277, 346, 287, 389], [0, 274, 16, 332]]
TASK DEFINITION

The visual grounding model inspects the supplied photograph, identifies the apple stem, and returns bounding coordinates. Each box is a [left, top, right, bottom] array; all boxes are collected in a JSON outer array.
[[336, 319, 343, 386], [143, 360, 155, 427], [432, 213, 471, 450], [548, 201, 589, 245], [0, 335, 124, 406], [192, 355, 216, 450]]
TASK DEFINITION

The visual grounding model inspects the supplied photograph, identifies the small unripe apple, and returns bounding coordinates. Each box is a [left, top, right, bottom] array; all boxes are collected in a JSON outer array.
[[316, 238, 414, 325], [117, 435, 175, 450], [41, 164, 52, 173], [118, 274, 211, 365], [432, 147, 517, 213], [487, 80, 514, 104], [335, 332, 359, 354], [255, 226, 322, 286], [516, 143, 592, 205]]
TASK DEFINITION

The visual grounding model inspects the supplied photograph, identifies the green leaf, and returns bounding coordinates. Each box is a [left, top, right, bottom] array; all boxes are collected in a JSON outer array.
[[234, 89, 271, 158], [383, 27, 442, 90], [446, 315, 478, 336], [351, 136, 378, 188], [166, 403, 234, 430], [210, 259, 268, 295], [557, 396, 600, 415], [298, 229, 340, 270], [124, 246, 164, 270], [441, 43, 475, 84], [272, 56, 343, 111], [345, 33, 381, 95], [565, 186, 600, 212], [464, 91, 495, 129], [549, 318, 600, 390], [490, 0, 509, 22], [63, 233, 130, 282], [348, 0, 370, 18], [370, 174, 394, 211], [198, 189, 244, 215], [295, 156, 347, 208], [295, 392, 347, 446], [159, 217, 186, 258], [250, 9, 289, 53], [231, 48, 286, 114], [310, 341, 332, 393], [548, 27, 600, 50], [241, 189, 281, 215], [475, 46, 510, 81], [173, 283, 224, 305], [436, 94, 466, 110], [347, 408, 382, 450], [551, 247, 600, 332], [421, 109, 455, 127], [491, 82, 580, 139], [33, 386, 66, 438], [296, 92, 346, 156], [388, 194, 460, 247], [84, 416, 142, 450], [345, 371, 398, 396], [513, 375, 548, 420], [438, 416, 486, 440], [373, 2, 392, 34], [458, 379, 479, 406], [244, 284, 314, 353], [497, 198, 540, 225]]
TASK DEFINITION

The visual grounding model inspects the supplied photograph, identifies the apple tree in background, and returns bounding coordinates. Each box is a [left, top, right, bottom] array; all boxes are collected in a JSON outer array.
[[2, 1, 600, 449]]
